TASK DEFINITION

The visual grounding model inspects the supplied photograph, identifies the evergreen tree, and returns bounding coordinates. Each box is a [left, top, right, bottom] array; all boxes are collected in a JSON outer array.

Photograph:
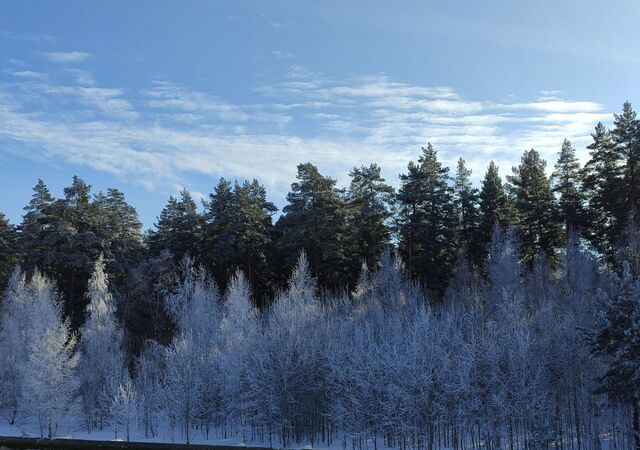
[[19, 179, 54, 273], [507, 149, 562, 266], [397, 143, 457, 294], [0, 213, 18, 286], [346, 164, 394, 277], [552, 139, 586, 233], [453, 158, 481, 264], [28, 176, 109, 329], [148, 189, 203, 263], [275, 163, 348, 289], [203, 178, 276, 303], [613, 102, 640, 211], [231, 180, 277, 302], [95, 188, 144, 277], [202, 179, 236, 286], [476, 161, 509, 260], [583, 122, 625, 258]]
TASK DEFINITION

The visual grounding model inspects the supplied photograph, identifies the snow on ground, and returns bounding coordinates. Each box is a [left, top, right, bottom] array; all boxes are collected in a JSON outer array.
[[0, 418, 250, 447]]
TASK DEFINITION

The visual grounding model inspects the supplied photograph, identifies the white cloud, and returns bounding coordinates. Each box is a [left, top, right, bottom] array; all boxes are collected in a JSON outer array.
[[272, 50, 294, 60], [3, 69, 48, 80], [41, 51, 92, 63], [269, 21, 291, 29], [0, 62, 614, 199], [0, 30, 56, 43]]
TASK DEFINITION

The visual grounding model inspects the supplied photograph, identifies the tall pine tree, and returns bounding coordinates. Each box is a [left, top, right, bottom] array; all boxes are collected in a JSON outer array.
[[148, 189, 203, 263], [453, 158, 481, 264], [583, 122, 625, 258], [397, 144, 457, 294], [346, 164, 395, 278], [614, 102, 640, 212], [552, 139, 586, 233], [0, 213, 18, 287], [507, 149, 562, 266], [476, 161, 510, 262], [275, 163, 347, 290]]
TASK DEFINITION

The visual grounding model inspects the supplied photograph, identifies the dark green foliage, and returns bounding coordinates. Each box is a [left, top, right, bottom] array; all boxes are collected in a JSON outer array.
[[345, 164, 395, 278], [583, 122, 626, 258], [18, 177, 145, 330], [397, 143, 457, 295], [453, 158, 481, 265], [203, 178, 277, 304], [275, 163, 348, 290], [147, 189, 203, 263], [614, 102, 640, 211], [476, 161, 510, 263], [0, 213, 18, 287], [203, 178, 235, 284], [507, 149, 563, 266], [552, 139, 586, 234], [18, 179, 55, 268]]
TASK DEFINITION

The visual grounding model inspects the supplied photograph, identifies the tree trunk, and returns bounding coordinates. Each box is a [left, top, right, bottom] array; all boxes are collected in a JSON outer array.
[[633, 397, 640, 450]]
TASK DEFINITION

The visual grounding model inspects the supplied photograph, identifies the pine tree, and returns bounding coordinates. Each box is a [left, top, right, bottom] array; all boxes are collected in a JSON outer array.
[[0, 213, 18, 286], [613, 102, 640, 211], [19, 179, 54, 273], [476, 161, 510, 260], [232, 180, 277, 302], [148, 189, 203, 262], [346, 164, 394, 277], [397, 144, 457, 294], [78, 255, 126, 432], [453, 158, 481, 264], [202, 178, 235, 284], [96, 188, 144, 277], [275, 163, 348, 289], [203, 178, 276, 303], [583, 122, 625, 258], [507, 149, 562, 266], [28, 176, 109, 329], [552, 139, 586, 233]]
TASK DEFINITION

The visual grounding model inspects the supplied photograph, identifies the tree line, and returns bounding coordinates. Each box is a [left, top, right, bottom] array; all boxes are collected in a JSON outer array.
[[1, 102, 639, 340]]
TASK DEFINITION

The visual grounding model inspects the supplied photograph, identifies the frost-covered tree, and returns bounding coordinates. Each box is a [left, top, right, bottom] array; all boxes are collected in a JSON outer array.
[[19, 272, 78, 437], [161, 257, 221, 444], [0, 268, 30, 423], [591, 261, 640, 450], [104, 373, 138, 442], [220, 270, 257, 423], [135, 340, 164, 438], [483, 225, 522, 317], [78, 255, 126, 431]]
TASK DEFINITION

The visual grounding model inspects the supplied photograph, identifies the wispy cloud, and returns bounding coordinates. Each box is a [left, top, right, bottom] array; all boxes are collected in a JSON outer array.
[[272, 50, 294, 60], [0, 62, 612, 199], [41, 51, 92, 63], [269, 21, 291, 29], [3, 69, 48, 80], [0, 30, 56, 43]]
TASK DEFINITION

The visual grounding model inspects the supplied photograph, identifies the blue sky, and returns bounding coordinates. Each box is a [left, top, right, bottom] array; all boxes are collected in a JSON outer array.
[[0, 0, 638, 229]]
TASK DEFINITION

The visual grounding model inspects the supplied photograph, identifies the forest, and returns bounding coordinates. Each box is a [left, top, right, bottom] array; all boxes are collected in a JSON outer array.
[[0, 102, 639, 449]]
